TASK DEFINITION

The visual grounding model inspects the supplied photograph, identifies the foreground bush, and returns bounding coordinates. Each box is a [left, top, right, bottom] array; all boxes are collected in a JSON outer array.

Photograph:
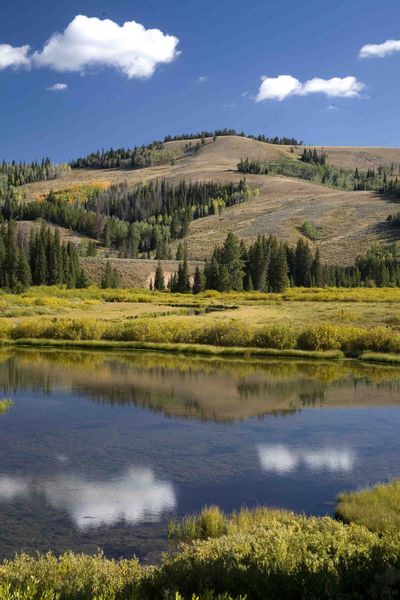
[[1, 508, 400, 598], [0, 552, 141, 599], [150, 509, 400, 599], [336, 480, 400, 534]]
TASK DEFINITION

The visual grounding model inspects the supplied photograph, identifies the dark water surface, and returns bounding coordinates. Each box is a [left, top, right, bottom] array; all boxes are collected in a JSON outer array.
[[0, 348, 400, 561]]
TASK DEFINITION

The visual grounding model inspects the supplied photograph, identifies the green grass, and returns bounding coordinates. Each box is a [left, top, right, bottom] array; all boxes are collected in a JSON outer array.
[[336, 480, 400, 534], [0, 399, 14, 414]]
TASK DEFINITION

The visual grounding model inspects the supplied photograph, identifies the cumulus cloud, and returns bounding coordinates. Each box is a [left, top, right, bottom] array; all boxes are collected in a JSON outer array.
[[359, 39, 400, 58], [257, 444, 356, 474], [0, 44, 30, 70], [32, 15, 179, 78], [256, 75, 365, 102], [47, 83, 68, 91]]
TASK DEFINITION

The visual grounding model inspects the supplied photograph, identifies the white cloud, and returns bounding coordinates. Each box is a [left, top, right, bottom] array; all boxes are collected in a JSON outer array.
[[256, 75, 365, 102], [326, 104, 339, 111], [360, 39, 400, 58], [47, 83, 68, 91], [32, 15, 179, 79], [0, 44, 30, 70], [256, 75, 301, 101], [197, 75, 207, 83]]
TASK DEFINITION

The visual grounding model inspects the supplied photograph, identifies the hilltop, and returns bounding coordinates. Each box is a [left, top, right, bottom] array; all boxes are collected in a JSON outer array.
[[15, 134, 400, 281]]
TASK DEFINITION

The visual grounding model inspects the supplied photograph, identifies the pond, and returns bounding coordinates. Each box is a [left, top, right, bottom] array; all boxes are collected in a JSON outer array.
[[0, 348, 400, 561]]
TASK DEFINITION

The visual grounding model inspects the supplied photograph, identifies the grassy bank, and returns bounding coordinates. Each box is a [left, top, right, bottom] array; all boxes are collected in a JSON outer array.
[[360, 351, 400, 364], [1, 507, 400, 599], [336, 480, 400, 534], [0, 338, 344, 360], [0, 316, 400, 357], [1, 286, 400, 361]]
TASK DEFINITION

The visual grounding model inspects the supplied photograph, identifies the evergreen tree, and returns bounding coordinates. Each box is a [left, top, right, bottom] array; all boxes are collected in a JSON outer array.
[[176, 258, 191, 293], [295, 238, 313, 286], [154, 262, 165, 291], [268, 242, 289, 292], [311, 248, 322, 287], [192, 266, 205, 294], [220, 231, 245, 290]]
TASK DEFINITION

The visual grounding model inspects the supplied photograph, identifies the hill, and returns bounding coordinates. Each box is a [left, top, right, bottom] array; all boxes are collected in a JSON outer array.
[[19, 135, 400, 269]]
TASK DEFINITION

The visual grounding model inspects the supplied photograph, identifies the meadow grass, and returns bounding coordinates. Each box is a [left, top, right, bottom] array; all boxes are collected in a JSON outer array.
[[1, 286, 400, 360], [336, 480, 400, 534]]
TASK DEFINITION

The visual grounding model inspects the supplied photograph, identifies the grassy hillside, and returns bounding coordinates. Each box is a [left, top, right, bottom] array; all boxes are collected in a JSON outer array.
[[19, 136, 400, 266]]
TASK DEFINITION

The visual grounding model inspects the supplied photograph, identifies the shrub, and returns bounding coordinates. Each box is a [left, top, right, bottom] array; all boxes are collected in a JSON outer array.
[[148, 512, 400, 599], [298, 323, 342, 350], [196, 321, 253, 347], [252, 325, 298, 349], [0, 552, 141, 599]]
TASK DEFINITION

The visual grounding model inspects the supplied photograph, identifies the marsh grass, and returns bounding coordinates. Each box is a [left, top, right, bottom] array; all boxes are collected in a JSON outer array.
[[360, 352, 400, 364], [336, 480, 400, 533]]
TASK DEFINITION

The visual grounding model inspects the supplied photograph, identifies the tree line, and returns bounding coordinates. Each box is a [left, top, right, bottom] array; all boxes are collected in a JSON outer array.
[[238, 155, 400, 197], [69, 143, 178, 170], [0, 221, 88, 292], [0, 159, 70, 188], [151, 233, 400, 293], [164, 129, 303, 145]]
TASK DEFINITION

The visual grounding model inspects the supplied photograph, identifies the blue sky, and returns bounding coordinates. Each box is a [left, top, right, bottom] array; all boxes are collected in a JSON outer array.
[[1, 0, 400, 162]]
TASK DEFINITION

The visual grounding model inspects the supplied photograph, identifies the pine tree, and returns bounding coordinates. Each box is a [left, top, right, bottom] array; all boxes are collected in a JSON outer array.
[[154, 262, 165, 291], [220, 231, 244, 290], [295, 238, 313, 287], [192, 266, 205, 294], [176, 258, 190, 293], [16, 248, 31, 291], [311, 248, 322, 287], [248, 235, 266, 291], [268, 243, 289, 292]]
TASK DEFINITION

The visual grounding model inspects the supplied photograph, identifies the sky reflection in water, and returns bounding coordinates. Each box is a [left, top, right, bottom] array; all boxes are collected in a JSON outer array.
[[257, 445, 357, 474], [0, 349, 399, 559], [0, 469, 176, 529]]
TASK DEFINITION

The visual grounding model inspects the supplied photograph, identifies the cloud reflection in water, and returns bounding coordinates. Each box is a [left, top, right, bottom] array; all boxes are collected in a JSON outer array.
[[0, 468, 176, 529], [258, 444, 356, 474]]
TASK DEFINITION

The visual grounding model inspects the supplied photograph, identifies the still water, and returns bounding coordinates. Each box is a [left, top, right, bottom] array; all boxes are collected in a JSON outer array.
[[0, 348, 400, 561]]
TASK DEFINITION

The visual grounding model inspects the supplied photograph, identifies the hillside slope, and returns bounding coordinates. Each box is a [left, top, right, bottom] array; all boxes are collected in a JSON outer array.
[[20, 136, 400, 265]]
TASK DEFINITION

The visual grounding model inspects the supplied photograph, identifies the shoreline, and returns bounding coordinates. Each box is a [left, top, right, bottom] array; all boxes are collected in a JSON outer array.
[[2, 337, 400, 365]]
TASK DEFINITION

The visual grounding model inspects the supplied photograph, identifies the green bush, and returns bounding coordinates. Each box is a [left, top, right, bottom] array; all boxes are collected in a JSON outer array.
[[0, 552, 141, 600], [147, 513, 400, 599]]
